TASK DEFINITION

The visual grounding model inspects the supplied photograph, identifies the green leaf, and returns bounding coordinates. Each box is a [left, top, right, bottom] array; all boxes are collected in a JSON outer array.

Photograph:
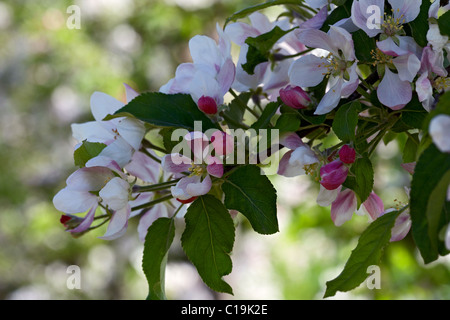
[[402, 133, 419, 163], [407, 0, 431, 47], [274, 113, 301, 133], [223, 92, 252, 129], [142, 217, 176, 300], [113, 92, 219, 131], [222, 165, 278, 234], [351, 156, 374, 205], [181, 195, 235, 294], [324, 209, 401, 298], [320, 0, 352, 32], [352, 29, 377, 63], [242, 26, 294, 75], [438, 10, 450, 37], [332, 101, 361, 143], [224, 0, 303, 26], [250, 101, 279, 130], [73, 141, 107, 167], [410, 144, 450, 264]]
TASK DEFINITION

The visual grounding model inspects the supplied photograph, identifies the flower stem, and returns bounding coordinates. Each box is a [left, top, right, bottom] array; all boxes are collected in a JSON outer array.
[[131, 194, 174, 212], [133, 179, 181, 193]]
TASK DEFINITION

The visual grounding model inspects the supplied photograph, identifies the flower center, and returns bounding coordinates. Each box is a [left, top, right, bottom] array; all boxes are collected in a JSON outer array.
[[433, 77, 450, 92], [188, 162, 205, 176], [371, 48, 393, 66], [382, 10, 405, 36], [319, 53, 347, 78]]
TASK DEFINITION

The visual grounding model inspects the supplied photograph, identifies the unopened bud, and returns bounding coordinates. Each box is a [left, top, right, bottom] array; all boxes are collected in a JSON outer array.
[[197, 96, 218, 115], [279, 85, 311, 109], [339, 145, 356, 164]]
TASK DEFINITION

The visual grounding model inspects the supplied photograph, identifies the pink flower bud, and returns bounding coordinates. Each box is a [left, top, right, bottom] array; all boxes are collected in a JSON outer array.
[[197, 96, 218, 114], [279, 85, 311, 109], [320, 160, 349, 190], [339, 145, 356, 164]]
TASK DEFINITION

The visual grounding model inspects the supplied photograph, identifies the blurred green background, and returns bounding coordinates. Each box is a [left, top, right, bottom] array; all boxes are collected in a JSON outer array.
[[0, 0, 449, 300]]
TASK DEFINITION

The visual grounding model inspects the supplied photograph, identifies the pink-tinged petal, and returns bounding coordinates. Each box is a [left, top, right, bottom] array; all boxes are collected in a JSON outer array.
[[315, 77, 344, 115], [263, 58, 291, 91], [390, 210, 411, 242], [388, 0, 421, 23], [362, 192, 384, 221], [85, 156, 125, 178], [429, 0, 440, 19], [416, 72, 434, 111], [69, 206, 97, 234], [397, 36, 423, 59], [125, 151, 160, 183], [53, 188, 98, 214], [299, 6, 328, 30], [211, 131, 234, 157], [320, 159, 349, 190], [288, 54, 327, 88], [97, 136, 134, 167], [377, 37, 409, 57], [290, 146, 319, 166], [99, 205, 131, 240], [216, 22, 232, 56], [393, 53, 421, 82], [316, 185, 342, 207], [296, 28, 338, 55], [279, 132, 305, 150], [224, 22, 260, 46], [161, 154, 192, 174], [216, 58, 236, 96], [66, 166, 115, 191], [341, 63, 360, 97], [278, 150, 304, 177], [206, 156, 224, 178], [186, 174, 212, 197], [137, 203, 169, 242], [429, 114, 450, 153], [71, 121, 113, 144], [248, 12, 272, 34], [331, 189, 357, 226], [188, 71, 222, 105], [339, 145, 356, 164], [377, 66, 412, 110], [328, 26, 356, 61], [171, 175, 211, 200], [124, 83, 139, 103], [99, 177, 130, 211], [351, 0, 384, 38], [401, 162, 416, 175], [129, 193, 152, 218], [116, 118, 145, 151], [420, 46, 447, 77], [90, 91, 125, 122]]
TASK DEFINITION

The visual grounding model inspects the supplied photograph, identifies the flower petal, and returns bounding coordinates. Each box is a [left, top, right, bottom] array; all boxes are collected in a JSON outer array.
[[116, 118, 146, 151], [99, 205, 131, 240], [393, 53, 421, 82], [429, 114, 450, 153], [137, 203, 169, 242], [315, 77, 344, 115], [388, 0, 421, 23], [99, 177, 130, 211], [53, 188, 98, 214], [316, 184, 342, 207], [90, 91, 125, 122], [377, 66, 412, 110], [331, 189, 357, 226], [161, 154, 192, 174], [351, 0, 384, 38], [288, 54, 327, 88]]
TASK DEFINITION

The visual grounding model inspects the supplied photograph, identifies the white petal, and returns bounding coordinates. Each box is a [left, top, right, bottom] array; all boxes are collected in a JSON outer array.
[[116, 117, 146, 151], [288, 54, 327, 88], [98, 136, 134, 167], [125, 151, 160, 183], [137, 203, 169, 242], [429, 114, 450, 153], [99, 177, 130, 211], [90, 91, 124, 122], [66, 166, 115, 191], [393, 53, 421, 82], [53, 188, 98, 214], [388, 0, 421, 23], [351, 0, 384, 38], [99, 205, 130, 240], [315, 78, 344, 115], [377, 66, 412, 110], [71, 121, 113, 144], [316, 185, 341, 207]]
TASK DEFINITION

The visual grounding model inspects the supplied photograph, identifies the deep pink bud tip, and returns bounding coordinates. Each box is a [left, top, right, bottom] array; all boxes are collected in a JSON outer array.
[[339, 145, 356, 164], [279, 85, 311, 109], [198, 96, 218, 115]]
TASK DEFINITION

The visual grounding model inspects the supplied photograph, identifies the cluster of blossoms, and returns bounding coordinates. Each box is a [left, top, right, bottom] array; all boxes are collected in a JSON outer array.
[[53, 0, 450, 298]]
